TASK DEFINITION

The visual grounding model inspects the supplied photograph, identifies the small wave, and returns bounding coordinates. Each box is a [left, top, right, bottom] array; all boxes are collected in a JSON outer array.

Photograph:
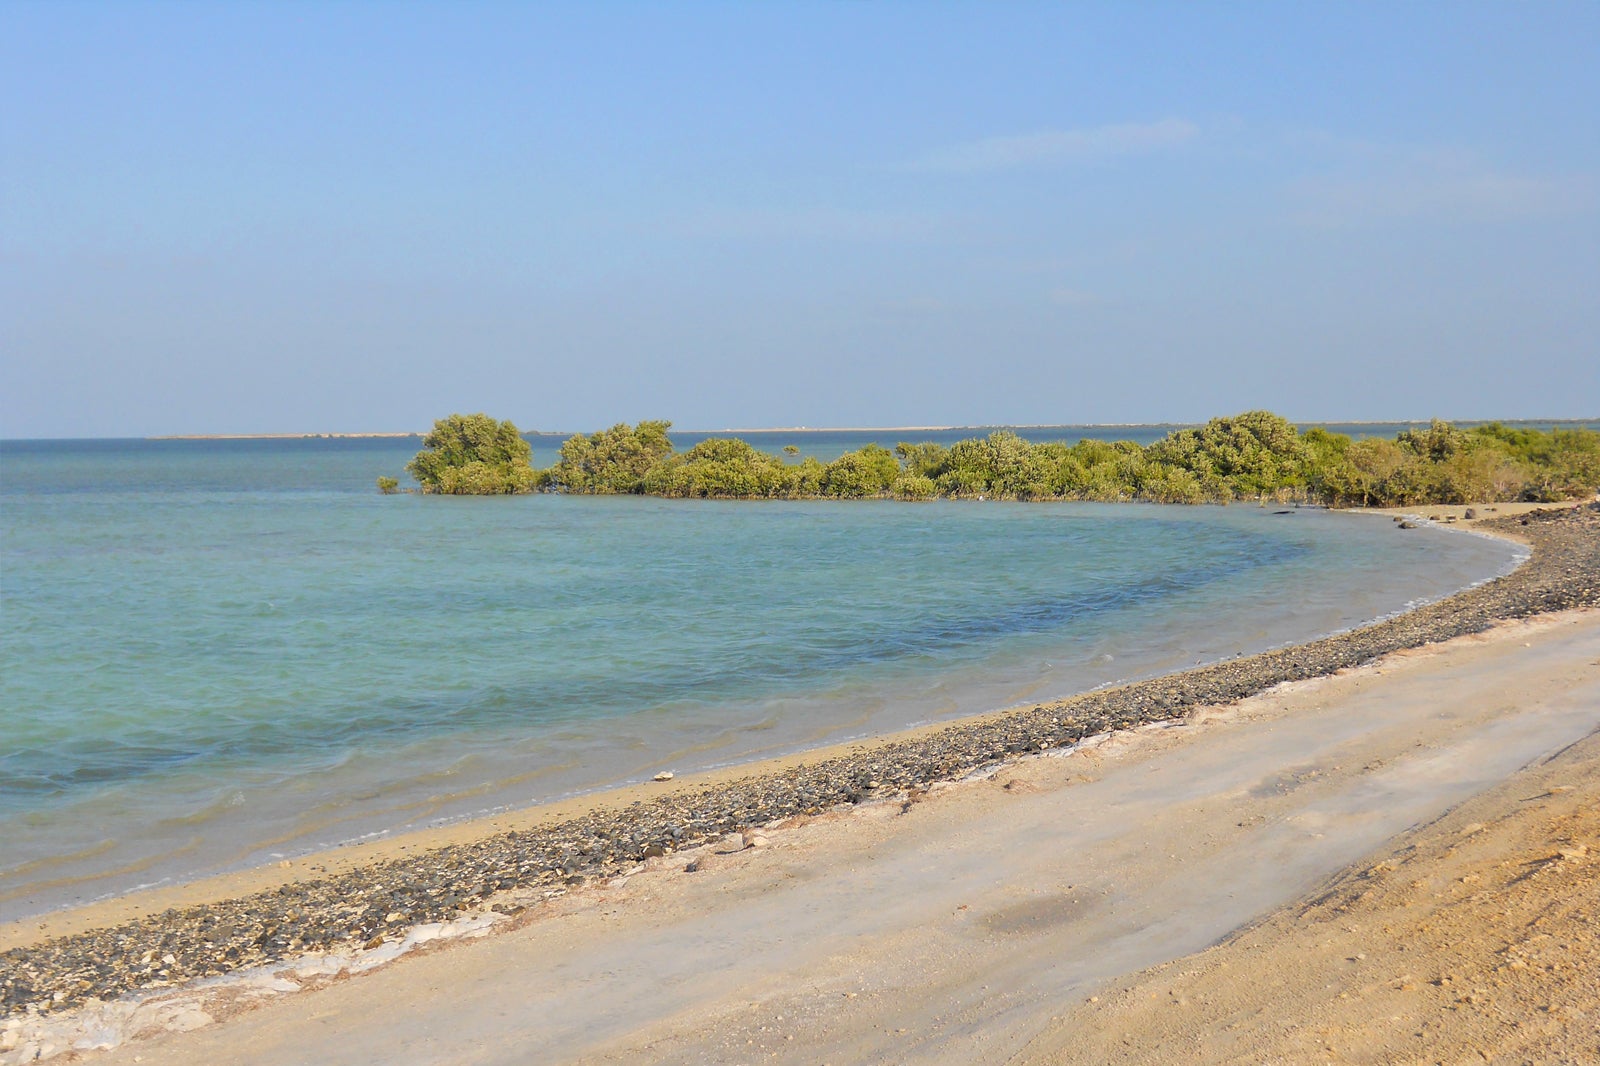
[[0, 839, 118, 881], [0, 838, 200, 906]]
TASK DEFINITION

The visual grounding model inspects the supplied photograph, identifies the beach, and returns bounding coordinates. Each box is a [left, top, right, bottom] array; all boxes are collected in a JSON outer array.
[[2, 501, 1597, 1063], [1016, 679, 1600, 1065], [11, 2, 1597, 1060]]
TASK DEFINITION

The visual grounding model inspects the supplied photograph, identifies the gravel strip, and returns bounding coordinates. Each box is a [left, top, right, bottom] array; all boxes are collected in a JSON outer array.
[[5, 504, 1597, 1018]]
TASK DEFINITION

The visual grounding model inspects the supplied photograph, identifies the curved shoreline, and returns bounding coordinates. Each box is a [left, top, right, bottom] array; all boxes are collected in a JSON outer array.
[[0, 502, 1507, 927], [3, 503, 1596, 1021]]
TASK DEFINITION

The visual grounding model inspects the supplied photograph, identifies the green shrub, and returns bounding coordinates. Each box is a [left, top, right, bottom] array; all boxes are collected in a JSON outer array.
[[823, 444, 900, 497], [406, 414, 537, 495], [1396, 419, 1465, 463], [1137, 467, 1205, 504], [790, 457, 828, 496], [400, 410, 1596, 506], [1534, 429, 1600, 499], [1067, 439, 1148, 501], [551, 420, 675, 493], [1314, 437, 1404, 506], [895, 441, 951, 479], [1145, 411, 1309, 500], [927, 431, 1060, 498], [891, 473, 938, 500], [936, 467, 991, 497], [1474, 424, 1600, 500], [643, 438, 794, 498]]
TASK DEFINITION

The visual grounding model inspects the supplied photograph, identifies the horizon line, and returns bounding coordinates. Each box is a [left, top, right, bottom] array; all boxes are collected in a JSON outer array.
[[0, 415, 1595, 444]]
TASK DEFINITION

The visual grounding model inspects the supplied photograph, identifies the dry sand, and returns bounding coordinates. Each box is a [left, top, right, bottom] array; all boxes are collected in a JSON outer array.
[[38, 604, 1595, 1065], [1016, 704, 1600, 1065]]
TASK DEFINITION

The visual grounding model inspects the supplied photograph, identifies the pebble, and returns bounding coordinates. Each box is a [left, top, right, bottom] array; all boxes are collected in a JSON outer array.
[[4, 504, 1596, 1020]]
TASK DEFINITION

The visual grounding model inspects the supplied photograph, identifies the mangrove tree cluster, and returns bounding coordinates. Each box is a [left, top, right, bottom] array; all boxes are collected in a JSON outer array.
[[400, 413, 538, 495], [393, 411, 1600, 506]]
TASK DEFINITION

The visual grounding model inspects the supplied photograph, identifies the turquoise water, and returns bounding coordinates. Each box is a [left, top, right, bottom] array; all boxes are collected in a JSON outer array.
[[0, 437, 1521, 920]]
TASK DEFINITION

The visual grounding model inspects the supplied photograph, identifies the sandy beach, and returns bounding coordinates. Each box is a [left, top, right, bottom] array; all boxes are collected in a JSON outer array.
[[3, 502, 1597, 1064], [11, 3, 1596, 1061]]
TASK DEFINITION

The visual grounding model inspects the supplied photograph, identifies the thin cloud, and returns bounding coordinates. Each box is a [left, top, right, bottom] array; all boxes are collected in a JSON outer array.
[[1283, 131, 1596, 225], [1292, 169, 1595, 225], [665, 206, 942, 242], [915, 119, 1199, 173]]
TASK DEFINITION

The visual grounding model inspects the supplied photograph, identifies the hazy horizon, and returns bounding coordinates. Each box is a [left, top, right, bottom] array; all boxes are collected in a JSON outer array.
[[5, 415, 1597, 444]]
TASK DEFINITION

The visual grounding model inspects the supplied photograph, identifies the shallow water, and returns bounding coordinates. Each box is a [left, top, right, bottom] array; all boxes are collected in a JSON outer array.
[[0, 437, 1521, 920]]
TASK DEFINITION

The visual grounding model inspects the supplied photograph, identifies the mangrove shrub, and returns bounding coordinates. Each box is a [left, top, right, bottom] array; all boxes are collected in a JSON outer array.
[[405, 413, 538, 495], [389, 410, 1599, 504], [551, 420, 675, 494]]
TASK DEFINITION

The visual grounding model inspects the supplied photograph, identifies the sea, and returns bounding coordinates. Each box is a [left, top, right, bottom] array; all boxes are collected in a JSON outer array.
[[0, 427, 1534, 922]]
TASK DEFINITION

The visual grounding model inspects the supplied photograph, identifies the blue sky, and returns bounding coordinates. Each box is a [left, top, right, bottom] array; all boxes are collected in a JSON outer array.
[[3, 2, 1596, 437]]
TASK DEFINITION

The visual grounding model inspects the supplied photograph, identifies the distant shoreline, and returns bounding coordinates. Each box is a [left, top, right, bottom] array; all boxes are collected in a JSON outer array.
[[709, 425, 961, 433], [144, 424, 1166, 440], [137, 416, 1598, 443], [148, 432, 424, 440]]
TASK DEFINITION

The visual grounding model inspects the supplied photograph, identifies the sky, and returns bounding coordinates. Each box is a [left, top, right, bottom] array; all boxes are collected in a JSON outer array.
[[2, 2, 1597, 438]]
